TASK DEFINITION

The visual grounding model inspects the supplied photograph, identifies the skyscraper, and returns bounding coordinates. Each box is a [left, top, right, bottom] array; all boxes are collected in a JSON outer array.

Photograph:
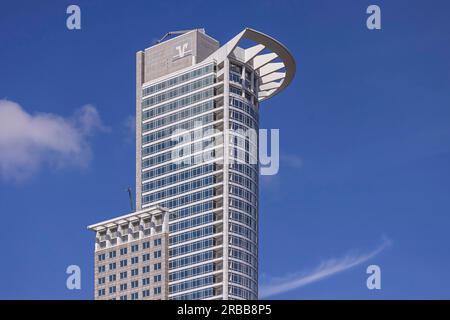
[[89, 28, 295, 300]]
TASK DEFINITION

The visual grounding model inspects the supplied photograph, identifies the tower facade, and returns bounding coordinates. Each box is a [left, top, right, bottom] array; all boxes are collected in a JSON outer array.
[[135, 28, 295, 300]]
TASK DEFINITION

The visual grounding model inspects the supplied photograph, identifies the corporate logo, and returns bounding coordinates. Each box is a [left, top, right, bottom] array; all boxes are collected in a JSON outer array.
[[173, 41, 192, 60]]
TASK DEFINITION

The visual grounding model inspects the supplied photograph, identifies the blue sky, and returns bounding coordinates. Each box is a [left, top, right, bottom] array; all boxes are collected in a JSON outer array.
[[1, 0, 449, 299]]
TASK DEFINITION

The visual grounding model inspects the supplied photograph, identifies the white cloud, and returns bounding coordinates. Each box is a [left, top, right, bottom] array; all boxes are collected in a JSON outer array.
[[259, 237, 391, 298], [73, 104, 110, 135], [0, 99, 108, 182]]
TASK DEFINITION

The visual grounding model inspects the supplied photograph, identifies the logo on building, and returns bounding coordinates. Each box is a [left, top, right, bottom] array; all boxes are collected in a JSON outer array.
[[173, 42, 192, 60]]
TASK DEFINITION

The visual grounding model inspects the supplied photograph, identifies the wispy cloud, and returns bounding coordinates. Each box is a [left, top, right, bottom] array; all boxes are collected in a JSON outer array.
[[259, 237, 392, 298], [123, 114, 136, 143], [281, 153, 303, 170], [0, 99, 108, 182]]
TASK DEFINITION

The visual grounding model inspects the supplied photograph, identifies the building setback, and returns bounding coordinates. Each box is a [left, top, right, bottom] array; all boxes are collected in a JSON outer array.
[[88, 207, 169, 300], [89, 28, 295, 300]]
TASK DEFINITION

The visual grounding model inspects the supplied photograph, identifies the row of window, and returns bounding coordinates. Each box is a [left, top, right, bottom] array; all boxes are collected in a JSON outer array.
[[169, 262, 216, 282], [105, 251, 162, 268], [229, 235, 257, 256], [169, 212, 216, 233], [229, 285, 256, 300], [230, 85, 254, 103], [142, 153, 207, 182], [142, 112, 216, 145], [169, 275, 215, 294], [230, 71, 252, 92], [98, 287, 161, 299], [143, 176, 216, 205], [229, 197, 257, 219], [230, 209, 257, 230], [230, 132, 258, 155], [97, 239, 162, 261], [229, 97, 259, 123], [229, 145, 258, 166], [98, 274, 162, 286], [142, 88, 215, 120], [229, 122, 259, 145], [230, 172, 258, 195], [229, 248, 257, 267], [143, 100, 215, 134], [169, 225, 215, 246], [230, 185, 257, 207], [141, 123, 217, 157], [142, 64, 215, 97], [229, 222, 257, 243], [230, 109, 258, 130], [229, 260, 257, 281], [171, 287, 215, 300], [229, 163, 258, 182], [98, 262, 162, 274], [230, 272, 257, 292], [142, 163, 216, 193], [169, 237, 215, 258], [169, 250, 215, 270], [142, 76, 215, 109], [142, 136, 218, 170], [169, 200, 216, 221], [155, 187, 217, 209]]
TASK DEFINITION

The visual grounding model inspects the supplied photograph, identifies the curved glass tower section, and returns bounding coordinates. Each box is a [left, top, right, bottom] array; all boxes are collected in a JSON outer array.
[[136, 28, 295, 300]]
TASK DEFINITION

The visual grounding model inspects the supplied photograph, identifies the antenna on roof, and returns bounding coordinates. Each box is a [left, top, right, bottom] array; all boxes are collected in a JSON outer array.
[[155, 28, 205, 44], [126, 186, 134, 212]]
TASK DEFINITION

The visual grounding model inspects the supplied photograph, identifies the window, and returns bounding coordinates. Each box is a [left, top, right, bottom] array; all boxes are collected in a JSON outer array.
[[98, 288, 106, 296], [131, 244, 139, 252], [98, 277, 105, 285], [143, 289, 150, 298], [98, 265, 105, 273], [131, 292, 139, 300], [109, 262, 116, 270], [143, 241, 150, 249], [109, 274, 116, 282], [109, 251, 116, 259], [142, 253, 150, 261], [153, 287, 161, 295], [131, 256, 139, 264], [154, 274, 161, 283], [154, 263, 161, 271], [120, 259, 128, 268], [98, 253, 105, 261], [120, 283, 127, 291], [154, 238, 162, 246], [142, 265, 150, 274], [109, 286, 116, 294], [230, 63, 242, 74], [142, 278, 150, 286], [154, 250, 161, 259], [120, 271, 127, 279], [131, 268, 139, 276], [120, 295, 127, 300], [120, 248, 128, 255], [131, 280, 139, 289]]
